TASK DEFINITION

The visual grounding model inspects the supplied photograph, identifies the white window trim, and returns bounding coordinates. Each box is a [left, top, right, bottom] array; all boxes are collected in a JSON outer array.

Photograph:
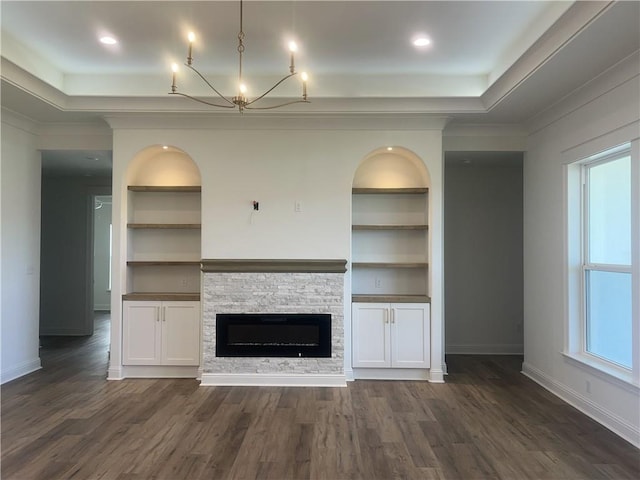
[[564, 139, 640, 389]]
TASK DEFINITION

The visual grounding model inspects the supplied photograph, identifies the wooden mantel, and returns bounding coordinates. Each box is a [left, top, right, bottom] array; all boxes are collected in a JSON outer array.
[[201, 259, 347, 273]]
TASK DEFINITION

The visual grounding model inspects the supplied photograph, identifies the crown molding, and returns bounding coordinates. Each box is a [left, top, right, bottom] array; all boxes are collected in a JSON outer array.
[[527, 50, 640, 135], [0, 107, 40, 135], [103, 112, 452, 131], [482, 1, 613, 112]]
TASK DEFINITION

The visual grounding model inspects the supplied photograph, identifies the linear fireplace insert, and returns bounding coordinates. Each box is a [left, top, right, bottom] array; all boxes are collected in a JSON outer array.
[[216, 313, 331, 358]]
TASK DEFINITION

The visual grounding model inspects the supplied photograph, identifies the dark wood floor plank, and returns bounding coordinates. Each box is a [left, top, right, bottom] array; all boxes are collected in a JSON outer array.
[[2, 315, 639, 480]]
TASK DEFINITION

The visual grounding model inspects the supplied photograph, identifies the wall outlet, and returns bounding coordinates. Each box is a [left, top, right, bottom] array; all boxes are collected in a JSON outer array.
[[374, 277, 381, 289], [294, 200, 302, 213], [179, 278, 188, 287]]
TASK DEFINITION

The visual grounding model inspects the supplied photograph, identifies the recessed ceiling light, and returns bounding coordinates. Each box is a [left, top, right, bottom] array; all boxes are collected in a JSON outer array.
[[99, 36, 117, 45], [387, 147, 393, 151], [413, 37, 431, 47], [162, 145, 169, 150]]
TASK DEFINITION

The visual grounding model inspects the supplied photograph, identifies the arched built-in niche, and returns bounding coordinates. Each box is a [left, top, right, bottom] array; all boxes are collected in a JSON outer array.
[[124, 145, 202, 301], [351, 147, 432, 375], [351, 147, 431, 301]]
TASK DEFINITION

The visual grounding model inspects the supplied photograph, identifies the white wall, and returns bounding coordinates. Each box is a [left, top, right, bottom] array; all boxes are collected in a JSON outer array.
[[444, 155, 524, 354], [106, 116, 446, 382], [523, 53, 640, 446], [1, 110, 42, 383]]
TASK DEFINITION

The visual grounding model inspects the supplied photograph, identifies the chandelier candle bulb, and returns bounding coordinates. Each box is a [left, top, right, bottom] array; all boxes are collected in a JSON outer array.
[[301, 72, 308, 99], [289, 41, 297, 74], [187, 32, 195, 65], [171, 63, 178, 92]]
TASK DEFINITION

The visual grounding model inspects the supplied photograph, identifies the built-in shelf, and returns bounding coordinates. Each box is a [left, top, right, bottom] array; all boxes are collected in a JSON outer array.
[[352, 187, 428, 195], [352, 294, 431, 303], [352, 181, 429, 301], [352, 262, 428, 269], [352, 224, 428, 231], [127, 223, 201, 229], [127, 261, 201, 267], [122, 292, 201, 301], [128, 185, 201, 193]]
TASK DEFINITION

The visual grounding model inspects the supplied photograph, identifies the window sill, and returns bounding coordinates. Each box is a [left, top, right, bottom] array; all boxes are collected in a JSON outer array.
[[562, 352, 639, 394]]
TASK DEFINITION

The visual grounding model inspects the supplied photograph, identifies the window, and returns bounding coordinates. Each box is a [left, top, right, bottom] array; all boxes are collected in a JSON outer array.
[[583, 152, 632, 368], [565, 142, 639, 385]]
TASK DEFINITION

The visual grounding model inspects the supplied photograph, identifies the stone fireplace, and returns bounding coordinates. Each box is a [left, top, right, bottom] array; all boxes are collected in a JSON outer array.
[[200, 259, 347, 386]]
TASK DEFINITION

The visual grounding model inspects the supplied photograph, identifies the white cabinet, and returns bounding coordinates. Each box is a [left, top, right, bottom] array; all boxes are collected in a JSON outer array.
[[123, 300, 200, 366], [352, 303, 430, 368]]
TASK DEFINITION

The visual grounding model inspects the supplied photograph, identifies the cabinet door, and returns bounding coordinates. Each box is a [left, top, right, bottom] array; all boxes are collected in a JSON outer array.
[[352, 303, 391, 368], [161, 301, 201, 366], [391, 304, 430, 368], [123, 301, 162, 365]]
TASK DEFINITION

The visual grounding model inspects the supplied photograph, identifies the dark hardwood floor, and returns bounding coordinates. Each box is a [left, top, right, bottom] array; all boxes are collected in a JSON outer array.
[[2, 314, 638, 480]]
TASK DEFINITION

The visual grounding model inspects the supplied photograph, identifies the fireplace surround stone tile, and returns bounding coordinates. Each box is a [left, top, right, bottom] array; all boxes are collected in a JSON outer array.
[[202, 271, 344, 378]]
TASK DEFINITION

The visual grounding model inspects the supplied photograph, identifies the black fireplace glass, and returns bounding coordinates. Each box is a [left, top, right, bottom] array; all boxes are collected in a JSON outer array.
[[216, 313, 331, 358]]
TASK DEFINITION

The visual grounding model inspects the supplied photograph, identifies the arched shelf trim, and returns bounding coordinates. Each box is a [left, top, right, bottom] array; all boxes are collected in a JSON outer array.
[[353, 146, 430, 189], [126, 145, 201, 187]]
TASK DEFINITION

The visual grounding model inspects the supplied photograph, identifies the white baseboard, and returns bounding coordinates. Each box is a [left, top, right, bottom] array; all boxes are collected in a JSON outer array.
[[1, 357, 41, 384], [200, 373, 347, 387], [429, 367, 445, 383], [352, 368, 430, 381], [522, 362, 640, 448], [114, 365, 200, 379], [344, 368, 355, 382], [446, 344, 524, 355], [107, 366, 123, 380]]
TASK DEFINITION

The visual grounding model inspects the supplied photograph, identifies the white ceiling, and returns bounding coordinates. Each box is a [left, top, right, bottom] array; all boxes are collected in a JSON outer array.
[[2, 1, 568, 93], [1, 1, 639, 174]]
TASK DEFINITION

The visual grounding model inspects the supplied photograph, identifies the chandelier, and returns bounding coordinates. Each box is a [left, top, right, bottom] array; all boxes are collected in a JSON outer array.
[[169, 0, 310, 113]]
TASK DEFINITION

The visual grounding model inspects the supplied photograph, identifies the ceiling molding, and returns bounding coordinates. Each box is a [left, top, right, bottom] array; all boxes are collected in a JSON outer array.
[[3, 58, 485, 119], [527, 51, 640, 136], [1, 57, 68, 111], [0, 106, 39, 135], [481, 1, 613, 112], [103, 112, 451, 131]]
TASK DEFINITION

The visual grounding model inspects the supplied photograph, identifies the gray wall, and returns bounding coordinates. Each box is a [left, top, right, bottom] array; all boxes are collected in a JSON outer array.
[[444, 152, 524, 354], [40, 175, 111, 336]]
